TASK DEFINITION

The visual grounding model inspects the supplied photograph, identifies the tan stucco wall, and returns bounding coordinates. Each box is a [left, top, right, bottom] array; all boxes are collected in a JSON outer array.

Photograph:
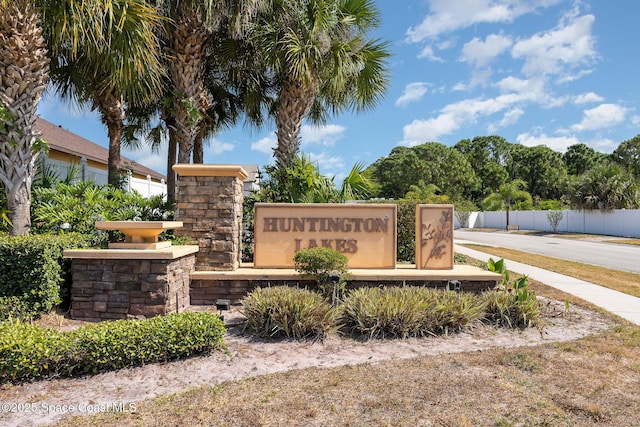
[[254, 203, 397, 269]]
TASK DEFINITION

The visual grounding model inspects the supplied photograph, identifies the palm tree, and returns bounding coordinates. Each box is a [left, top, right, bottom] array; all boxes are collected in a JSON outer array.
[[0, 0, 164, 235], [404, 180, 450, 203], [483, 180, 532, 229], [248, 0, 390, 169], [0, 0, 49, 235], [261, 154, 374, 203], [161, 0, 269, 165], [49, 0, 165, 187]]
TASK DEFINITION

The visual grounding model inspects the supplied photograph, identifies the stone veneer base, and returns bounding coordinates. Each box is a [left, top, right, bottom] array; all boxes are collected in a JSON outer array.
[[190, 264, 502, 305], [65, 246, 198, 321]]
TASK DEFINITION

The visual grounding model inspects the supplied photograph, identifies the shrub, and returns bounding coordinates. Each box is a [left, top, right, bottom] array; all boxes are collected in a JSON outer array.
[[69, 312, 226, 374], [0, 234, 89, 316], [395, 200, 416, 263], [546, 210, 564, 233], [242, 286, 339, 340], [0, 319, 71, 382], [32, 181, 174, 246], [0, 296, 32, 321], [483, 258, 540, 328], [294, 247, 349, 304], [341, 286, 484, 339], [0, 312, 226, 383]]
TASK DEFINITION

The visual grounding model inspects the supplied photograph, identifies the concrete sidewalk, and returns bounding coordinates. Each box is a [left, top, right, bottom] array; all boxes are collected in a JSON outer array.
[[454, 241, 640, 326]]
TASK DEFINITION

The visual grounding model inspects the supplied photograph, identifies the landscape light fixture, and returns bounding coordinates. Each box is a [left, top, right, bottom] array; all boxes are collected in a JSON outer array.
[[328, 272, 341, 284], [215, 299, 231, 321], [448, 280, 461, 293]]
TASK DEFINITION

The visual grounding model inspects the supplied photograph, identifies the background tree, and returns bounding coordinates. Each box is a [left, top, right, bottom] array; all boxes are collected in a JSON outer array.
[[507, 144, 568, 200], [249, 0, 390, 169], [612, 134, 640, 178], [453, 199, 477, 228], [403, 181, 449, 203], [482, 180, 532, 229], [569, 162, 639, 211], [367, 146, 426, 198], [413, 142, 480, 200], [454, 135, 510, 202], [563, 143, 606, 176], [368, 142, 479, 200]]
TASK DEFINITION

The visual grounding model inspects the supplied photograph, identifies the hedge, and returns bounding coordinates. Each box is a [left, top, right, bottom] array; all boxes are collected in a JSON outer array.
[[0, 312, 226, 383], [0, 233, 89, 317]]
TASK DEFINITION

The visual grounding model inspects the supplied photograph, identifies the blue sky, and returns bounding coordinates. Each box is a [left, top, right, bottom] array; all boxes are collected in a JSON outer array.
[[38, 0, 640, 180]]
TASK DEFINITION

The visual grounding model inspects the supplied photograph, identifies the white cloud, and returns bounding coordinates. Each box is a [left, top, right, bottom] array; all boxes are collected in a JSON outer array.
[[396, 82, 429, 106], [207, 138, 235, 155], [632, 115, 640, 126], [123, 151, 167, 175], [301, 124, 346, 147], [452, 82, 468, 91], [494, 76, 546, 98], [417, 45, 444, 61], [251, 135, 277, 154], [570, 103, 627, 132], [512, 13, 596, 77], [401, 112, 460, 145], [437, 39, 456, 50], [498, 107, 524, 128], [407, 0, 560, 42], [590, 138, 617, 153], [574, 92, 604, 104], [461, 33, 512, 67], [401, 86, 544, 145], [307, 152, 345, 173], [516, 132, 580, 152]]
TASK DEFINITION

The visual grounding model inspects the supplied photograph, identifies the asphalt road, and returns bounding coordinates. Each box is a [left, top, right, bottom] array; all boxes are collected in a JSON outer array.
[[454, 230, 640, 274]]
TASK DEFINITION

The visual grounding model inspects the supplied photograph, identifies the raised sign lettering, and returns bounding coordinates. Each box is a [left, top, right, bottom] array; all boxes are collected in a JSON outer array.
[[254, 203, 397, 268]]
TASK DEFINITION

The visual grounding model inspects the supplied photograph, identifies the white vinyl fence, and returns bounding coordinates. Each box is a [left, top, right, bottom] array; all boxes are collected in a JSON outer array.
[[464, 209, 640, 237]]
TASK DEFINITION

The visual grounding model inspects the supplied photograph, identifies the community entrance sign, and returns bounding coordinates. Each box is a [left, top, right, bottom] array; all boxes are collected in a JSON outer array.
[[254, 203, 397, 268]]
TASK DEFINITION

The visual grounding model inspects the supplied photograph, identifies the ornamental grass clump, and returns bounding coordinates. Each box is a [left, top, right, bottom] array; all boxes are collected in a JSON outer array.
[[340, 286, 484, 339], [242, 286, 339, 340]]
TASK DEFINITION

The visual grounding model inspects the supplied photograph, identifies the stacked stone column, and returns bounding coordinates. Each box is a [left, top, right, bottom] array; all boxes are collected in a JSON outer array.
[[173, 165, 246, 271]]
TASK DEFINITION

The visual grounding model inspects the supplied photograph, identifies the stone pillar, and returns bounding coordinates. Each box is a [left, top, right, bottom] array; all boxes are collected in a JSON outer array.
[[173, 164, 246, 271]]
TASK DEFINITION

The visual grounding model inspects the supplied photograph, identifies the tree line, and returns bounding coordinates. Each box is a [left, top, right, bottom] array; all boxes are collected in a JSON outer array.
[[366, 134, 640, 212]]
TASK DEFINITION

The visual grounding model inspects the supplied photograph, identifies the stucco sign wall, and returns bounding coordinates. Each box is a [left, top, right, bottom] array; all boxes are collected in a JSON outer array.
[[415, 204, 454, 270], [254, 203, 397, 268]]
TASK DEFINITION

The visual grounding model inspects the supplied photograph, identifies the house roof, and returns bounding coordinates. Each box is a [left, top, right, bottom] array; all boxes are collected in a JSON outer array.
[[35, 117, 165, 181]]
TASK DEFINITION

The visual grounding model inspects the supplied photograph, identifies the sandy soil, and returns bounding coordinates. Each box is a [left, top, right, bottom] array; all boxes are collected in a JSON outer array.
[[0, 299, 614, 427]]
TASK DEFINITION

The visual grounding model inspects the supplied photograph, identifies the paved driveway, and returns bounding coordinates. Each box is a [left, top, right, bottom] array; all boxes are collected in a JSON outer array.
[[454, 230, 640, 274]]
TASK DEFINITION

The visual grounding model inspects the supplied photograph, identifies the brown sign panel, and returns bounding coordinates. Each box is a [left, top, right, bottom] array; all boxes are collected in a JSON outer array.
[[416, 204, 454, 270], [254, 203, 397, 269]]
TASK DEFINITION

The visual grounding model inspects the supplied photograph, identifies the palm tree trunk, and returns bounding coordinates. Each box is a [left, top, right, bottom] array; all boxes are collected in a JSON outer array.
[[0, 1, 49, 236], [166, 115, 177, 203], [168, 4, 211, 164], [274, 78, 316, 168], [505, 200, 511, 230], [94, 91, 125, 187], [192, 121, 206, 164]]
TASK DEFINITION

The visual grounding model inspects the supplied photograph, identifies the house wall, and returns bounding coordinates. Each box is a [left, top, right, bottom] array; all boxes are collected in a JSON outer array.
[[43, 151, 166, 197]]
